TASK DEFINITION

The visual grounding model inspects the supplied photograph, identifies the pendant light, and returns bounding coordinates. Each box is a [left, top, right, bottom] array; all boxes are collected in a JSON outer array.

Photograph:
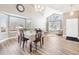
[[34, 4, 45, 12], [70, 4, 74, 16]]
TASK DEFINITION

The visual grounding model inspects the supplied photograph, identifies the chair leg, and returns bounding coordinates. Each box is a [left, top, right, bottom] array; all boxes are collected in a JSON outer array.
[[22, 41, 25, 49], [42, 37, 44, 45], [20, 38, 22, 47], [20, 40, 21, 47], [18, 37, 19, 43], [40, 40, 42, 48], [30, 43, 32, 52], [25, 40, 27, 48], [34, 42, 37, 50]]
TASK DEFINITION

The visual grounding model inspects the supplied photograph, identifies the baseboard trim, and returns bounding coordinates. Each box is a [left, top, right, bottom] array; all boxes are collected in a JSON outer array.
[[66, 36, 79, 42]]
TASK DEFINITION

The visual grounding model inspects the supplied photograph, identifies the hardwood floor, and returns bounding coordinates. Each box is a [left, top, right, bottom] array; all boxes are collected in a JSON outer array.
[[41, 33, 79, 55], [0, 32, 79, 55], [0, 38, 29, 55]]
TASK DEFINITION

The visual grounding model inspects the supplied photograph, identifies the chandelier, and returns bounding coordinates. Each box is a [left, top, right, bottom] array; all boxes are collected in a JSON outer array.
[[34, 4, 45, 12]]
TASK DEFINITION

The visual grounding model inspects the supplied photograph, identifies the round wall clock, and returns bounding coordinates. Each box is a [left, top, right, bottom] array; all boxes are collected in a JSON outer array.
[[16, 4, 25, 12]]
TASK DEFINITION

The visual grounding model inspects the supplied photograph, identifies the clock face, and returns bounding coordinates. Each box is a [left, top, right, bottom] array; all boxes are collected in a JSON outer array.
[[16, 4, 25, 12]]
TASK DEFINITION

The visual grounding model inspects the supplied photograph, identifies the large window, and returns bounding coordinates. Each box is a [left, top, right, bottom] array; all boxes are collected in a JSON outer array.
[[9, 16, 26, 31], [47, 13, 62, 33], [0, 14, 8, 40], [0, 13, 31, 40], [0, 14, 8, 32]]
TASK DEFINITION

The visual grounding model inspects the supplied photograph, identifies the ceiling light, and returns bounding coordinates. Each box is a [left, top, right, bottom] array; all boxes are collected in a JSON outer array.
[[39, 9, 42, 12], [70, 4, 74, 16], [34, 5, 45, 12], [70, 11, 74, 16], [41, 6, 44, 10], [34, 5, 37, 8], [37, 5, 41, 8]]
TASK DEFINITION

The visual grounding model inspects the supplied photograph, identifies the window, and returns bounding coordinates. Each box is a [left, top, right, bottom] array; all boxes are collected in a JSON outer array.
[[47, 13, 62, 33], [0, 13, 31, 40]]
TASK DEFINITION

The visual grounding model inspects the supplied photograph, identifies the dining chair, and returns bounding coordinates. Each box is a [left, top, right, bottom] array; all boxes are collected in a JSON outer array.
[[33, 28, 43, 50], [18, 29, 29, 49]]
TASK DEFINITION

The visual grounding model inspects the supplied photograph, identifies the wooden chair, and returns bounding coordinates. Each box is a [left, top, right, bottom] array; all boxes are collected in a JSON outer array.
[[33, 29, 43, 50], [18, 29, 29, 49]]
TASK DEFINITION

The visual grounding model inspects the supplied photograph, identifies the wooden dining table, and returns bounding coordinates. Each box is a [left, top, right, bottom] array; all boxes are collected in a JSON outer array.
[[24, 30, 35, 52], [24, 30, 44, 52]]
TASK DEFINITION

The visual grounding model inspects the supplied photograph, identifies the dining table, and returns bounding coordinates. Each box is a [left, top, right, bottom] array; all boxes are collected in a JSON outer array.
[[24, 30, 35, 52], [24, 30, 44, 52]]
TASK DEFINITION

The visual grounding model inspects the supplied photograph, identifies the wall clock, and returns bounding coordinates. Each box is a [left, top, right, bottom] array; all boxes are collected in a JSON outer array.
[[16, 4, 25, 12]]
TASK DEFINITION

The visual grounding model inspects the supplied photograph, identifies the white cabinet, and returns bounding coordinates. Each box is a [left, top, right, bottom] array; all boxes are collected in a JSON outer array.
[[66, 18, 78, 38]]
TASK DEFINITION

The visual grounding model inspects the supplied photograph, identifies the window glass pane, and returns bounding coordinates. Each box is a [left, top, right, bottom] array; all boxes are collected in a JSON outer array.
[[25, 19, 31, 30], [0, 14, 8, 40], [9, 16, 25, 31], [0, 13, 31, 39], [47, 14, 62, 32], [8, 16, 26, 37]]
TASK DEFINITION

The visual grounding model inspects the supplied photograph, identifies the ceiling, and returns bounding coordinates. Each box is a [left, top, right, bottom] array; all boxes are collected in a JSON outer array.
[[43, 4, 79, 13]]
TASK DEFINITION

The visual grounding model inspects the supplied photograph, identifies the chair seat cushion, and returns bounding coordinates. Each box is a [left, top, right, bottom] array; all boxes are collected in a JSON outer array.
[[22, 37, 29, 41]]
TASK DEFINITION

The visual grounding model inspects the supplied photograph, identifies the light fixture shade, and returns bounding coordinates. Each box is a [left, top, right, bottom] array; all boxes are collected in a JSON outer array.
[[70, 11, 74, 16], [70, 4, 74, 16], [37, 5, 41, 8], [34, 4, 45, 12]]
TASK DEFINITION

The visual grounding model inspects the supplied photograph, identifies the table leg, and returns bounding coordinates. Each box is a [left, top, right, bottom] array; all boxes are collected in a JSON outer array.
[[42, 37, 44, 45], [40, 39, 42, 48], [30, 43, 32, 52]]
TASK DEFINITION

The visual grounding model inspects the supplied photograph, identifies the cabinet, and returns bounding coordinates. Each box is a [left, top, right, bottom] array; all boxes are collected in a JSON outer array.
[[66, 18, 79, 41]]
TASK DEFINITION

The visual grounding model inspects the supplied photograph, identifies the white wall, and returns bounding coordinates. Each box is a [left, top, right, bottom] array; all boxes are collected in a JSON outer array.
[[31, 13, 46, 31]]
